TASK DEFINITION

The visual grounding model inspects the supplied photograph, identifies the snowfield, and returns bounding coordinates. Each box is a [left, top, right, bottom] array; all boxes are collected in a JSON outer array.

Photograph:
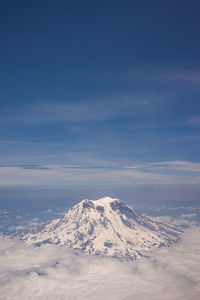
[[25, 197, 181, 259]]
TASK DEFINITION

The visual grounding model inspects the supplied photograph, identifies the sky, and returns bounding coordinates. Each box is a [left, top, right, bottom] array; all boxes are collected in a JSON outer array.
[[1, 0, 200, 186]]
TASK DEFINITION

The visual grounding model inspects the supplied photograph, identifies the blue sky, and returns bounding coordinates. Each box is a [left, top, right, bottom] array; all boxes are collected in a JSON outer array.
[[1, 0, 200, 185]]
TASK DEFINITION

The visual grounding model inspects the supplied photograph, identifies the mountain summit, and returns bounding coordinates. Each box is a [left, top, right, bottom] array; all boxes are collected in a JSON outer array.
[[25, 197, 180, 259]]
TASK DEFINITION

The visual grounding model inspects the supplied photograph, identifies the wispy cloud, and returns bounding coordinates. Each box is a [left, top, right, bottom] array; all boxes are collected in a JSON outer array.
[[151, 161, 200, 173], [127, 160, 200, 173], [185, 115, 200, 126], [128, 69, 200, 84], [0, 227, 200, 299], [2, 94, 165, 125], [0, 165, 51, 170], [1, 160, 200, 185]]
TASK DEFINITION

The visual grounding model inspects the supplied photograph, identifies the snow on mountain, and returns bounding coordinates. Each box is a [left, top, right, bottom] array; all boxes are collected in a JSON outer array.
[[25, 197, 181, 259]]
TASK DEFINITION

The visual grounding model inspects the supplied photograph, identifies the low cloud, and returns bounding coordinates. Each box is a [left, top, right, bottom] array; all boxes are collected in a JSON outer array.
[[149, 214, 198, 228], [0, 227, 200, 300]]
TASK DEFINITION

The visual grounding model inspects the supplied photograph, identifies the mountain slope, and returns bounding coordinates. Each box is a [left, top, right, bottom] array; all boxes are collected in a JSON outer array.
[[25, 197, 180, 259]]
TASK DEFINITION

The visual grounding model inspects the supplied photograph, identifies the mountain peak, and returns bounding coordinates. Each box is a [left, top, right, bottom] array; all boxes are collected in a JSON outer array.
[[81, 196, 119, 207], [91, 196, 119, 204], [25, 197, 181, 259], [80, 197, 120, 213]]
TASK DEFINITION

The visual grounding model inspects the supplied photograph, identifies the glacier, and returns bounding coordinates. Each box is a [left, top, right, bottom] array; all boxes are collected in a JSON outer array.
[[25, 197, 181, 259]]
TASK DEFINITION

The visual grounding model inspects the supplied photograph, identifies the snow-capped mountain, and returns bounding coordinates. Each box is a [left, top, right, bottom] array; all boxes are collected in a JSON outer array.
[[25, 197, 180, 259]]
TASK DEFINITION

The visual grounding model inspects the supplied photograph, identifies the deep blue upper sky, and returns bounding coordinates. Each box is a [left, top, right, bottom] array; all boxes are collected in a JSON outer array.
[[1, 0, 200, 185]]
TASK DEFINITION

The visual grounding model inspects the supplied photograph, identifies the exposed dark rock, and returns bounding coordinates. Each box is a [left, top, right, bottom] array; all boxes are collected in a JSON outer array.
[[82, 239, 92, 250], [110, 201, 118, 211], [118, 203, 137, 219], [34, 238, 52, 247], [96, 205, 104, 213], [100, 217, 109, 229], [83, 200, 95, 209], [120, 216, 134, 229], [36, 271, 46, 276], [158, 242, 166, 248], [75, 231, 85, 240], [117, 232, 121, 238], [84, 217, 89, 224], [126, 240, 133, 245], [88, 223, 94, 235], [104, 241, 113, 248]]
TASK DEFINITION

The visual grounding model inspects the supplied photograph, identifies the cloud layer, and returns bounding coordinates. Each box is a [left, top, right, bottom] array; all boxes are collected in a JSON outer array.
[[0, 227, 200, 300], [1, 159, 200, 185]]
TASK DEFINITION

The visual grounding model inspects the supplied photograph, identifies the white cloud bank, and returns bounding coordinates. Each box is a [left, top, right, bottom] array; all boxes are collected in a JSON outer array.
[[0, 227, 200, 300]]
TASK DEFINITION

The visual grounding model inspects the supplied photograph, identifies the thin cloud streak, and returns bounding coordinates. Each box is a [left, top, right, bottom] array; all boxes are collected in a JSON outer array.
[[185, 115, 200, 126], [2, 94, 165, 125], [0, 160, 200, 185], [127, 160, 200, 173], [128, 69, 200, 84]]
